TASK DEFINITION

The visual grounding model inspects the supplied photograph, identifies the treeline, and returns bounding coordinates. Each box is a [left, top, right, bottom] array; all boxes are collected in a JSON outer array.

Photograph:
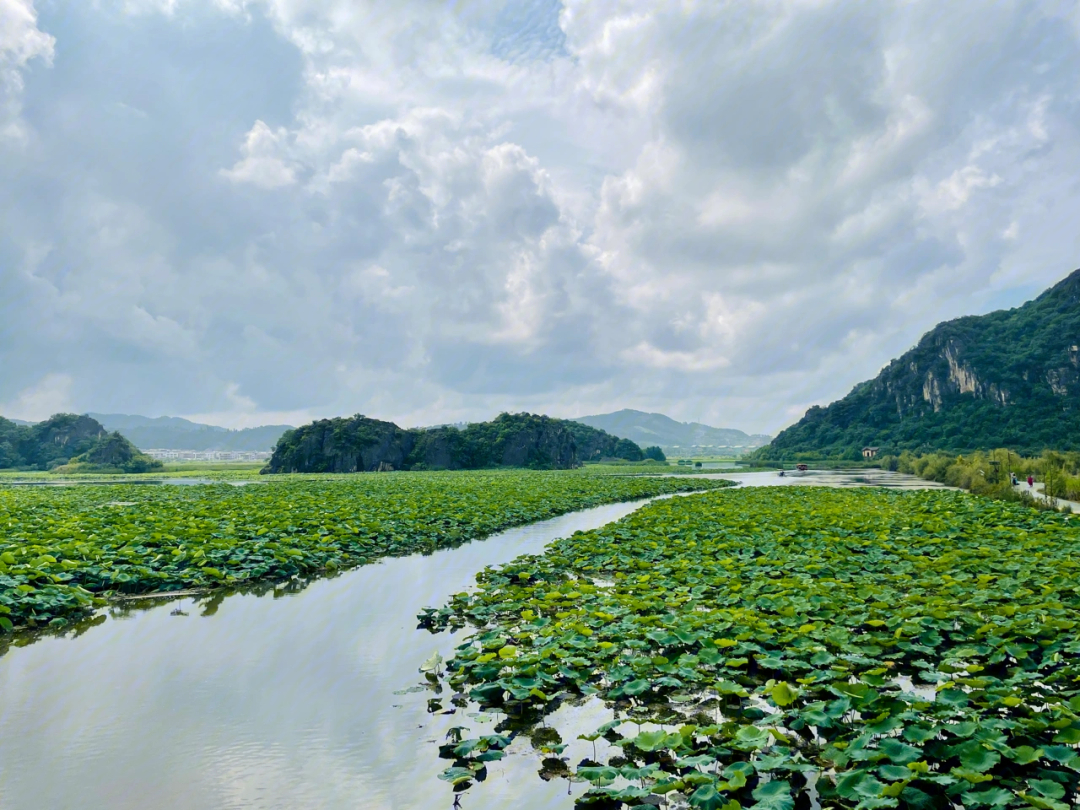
[[264, 412, 650, 473], [0, 413, 161, 472], [879, 448, 1080, 509]]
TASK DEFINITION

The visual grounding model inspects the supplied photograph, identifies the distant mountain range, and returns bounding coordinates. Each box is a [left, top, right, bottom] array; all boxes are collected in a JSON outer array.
[[88, 414, 294, 452], [571, 409, 770, 452], [756, 267, 1080, 459]]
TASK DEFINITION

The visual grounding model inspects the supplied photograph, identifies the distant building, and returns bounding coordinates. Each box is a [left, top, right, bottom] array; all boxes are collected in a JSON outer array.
[[862, 447, 880, 459], [144, 449, 272, 462]]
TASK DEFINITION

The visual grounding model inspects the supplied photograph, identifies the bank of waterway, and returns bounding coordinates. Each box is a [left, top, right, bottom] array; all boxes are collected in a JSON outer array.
[[0, 496, 695, 810], [0, 473, 946, 810]]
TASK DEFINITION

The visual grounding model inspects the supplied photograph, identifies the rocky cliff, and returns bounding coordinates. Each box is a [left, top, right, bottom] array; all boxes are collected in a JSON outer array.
[[262, 412, 640, 473], [756, 268, 1080, 458], [262, 415, 415, 473]]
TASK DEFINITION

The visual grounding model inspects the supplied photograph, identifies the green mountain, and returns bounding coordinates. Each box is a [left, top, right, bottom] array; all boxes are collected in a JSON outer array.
[[88, 413, 293, 452], [0, 413, 160, 471], [572, 409, 770, 453], [263, 412, 644, 473], [756, 268, 1080, 460], [63, 431, 163, 473]]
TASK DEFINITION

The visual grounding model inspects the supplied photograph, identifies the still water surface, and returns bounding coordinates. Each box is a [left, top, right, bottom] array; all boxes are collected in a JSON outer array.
[[0, 473, 945, 810], [0, 497, 679, 810]]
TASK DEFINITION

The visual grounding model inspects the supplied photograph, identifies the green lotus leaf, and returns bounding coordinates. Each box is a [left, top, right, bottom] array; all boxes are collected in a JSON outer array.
[[878, 765, 913, 782], [632, 730, 672, 752], [1008, 746, 1044, 765], [937, 689, 969, 708], [835, 771, 886, 800], [734, 725, 769, 748], [1052, 728, 1080, 744], [576, 766, 617, 786], [901, 725, 937, 744], [953, 740, 1001, 773], [959, 787, 1013, 807], [600, 785, 653, 801], [750, 780, 794, 810], [716, 679, 748, 696], [768, 682, 798, 707], [951, 768, 995, 784], [438, 766, 474, 786], [1028, 780, 1066, 800], [879, 738, 922, 765], [621, 678, 652, 696], [688, 784, 726, 810], [1018, 793, 1069, 810]]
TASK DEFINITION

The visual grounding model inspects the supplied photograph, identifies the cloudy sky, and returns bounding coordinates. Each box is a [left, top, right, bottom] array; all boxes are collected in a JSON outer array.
[[2, 0, 1079, 433]]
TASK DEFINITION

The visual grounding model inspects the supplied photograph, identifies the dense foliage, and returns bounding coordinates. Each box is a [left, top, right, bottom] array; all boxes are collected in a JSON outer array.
[[882, 449, 1080, 506], [421, 487, 1080, 809], [0, 471, 729, 632], [59, 431, 164, 473], [756, 268, 1080, 460], [264, 412, 643, 473], [0, 413, 119, 470]]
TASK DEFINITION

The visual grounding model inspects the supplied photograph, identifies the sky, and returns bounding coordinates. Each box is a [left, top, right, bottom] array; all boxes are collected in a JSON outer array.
[[2, 0, 1079, 434]]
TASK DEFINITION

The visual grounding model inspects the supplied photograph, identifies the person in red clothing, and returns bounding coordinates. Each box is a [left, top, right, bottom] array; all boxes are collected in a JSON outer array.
[[1028, 475, 1035, 488]]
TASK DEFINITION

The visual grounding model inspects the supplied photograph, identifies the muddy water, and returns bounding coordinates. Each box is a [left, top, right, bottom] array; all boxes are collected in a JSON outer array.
[[0, 474, 946, 810]]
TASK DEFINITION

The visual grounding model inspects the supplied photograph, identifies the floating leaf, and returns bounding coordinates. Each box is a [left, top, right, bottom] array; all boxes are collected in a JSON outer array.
[[769, 682, 798, 707], [419, 652, 443, 672], [750, 780, 794, 810]]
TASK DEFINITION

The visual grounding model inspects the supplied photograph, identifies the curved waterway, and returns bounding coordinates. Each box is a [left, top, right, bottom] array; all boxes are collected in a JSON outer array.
[[0, 495, 691, 810], [0, 473, 946, 810]]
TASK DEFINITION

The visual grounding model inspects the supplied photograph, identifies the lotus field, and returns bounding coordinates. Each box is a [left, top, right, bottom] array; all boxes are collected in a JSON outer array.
[[421, 487, 1080, 809], [0, 471, 731, 632]]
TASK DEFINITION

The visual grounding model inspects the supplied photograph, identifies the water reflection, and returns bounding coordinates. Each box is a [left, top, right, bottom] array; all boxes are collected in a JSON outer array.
[[682, 468, 952, 490], [0, 498, 671, 810], [0, 474, 948, 810]]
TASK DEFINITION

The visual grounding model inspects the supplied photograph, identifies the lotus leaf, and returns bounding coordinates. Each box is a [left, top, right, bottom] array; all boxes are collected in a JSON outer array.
[[423, 486, 1080, 808], [0, 470, 729, 632]]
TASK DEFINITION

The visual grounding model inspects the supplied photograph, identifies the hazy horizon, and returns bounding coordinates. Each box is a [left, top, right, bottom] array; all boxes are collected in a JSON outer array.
[[4, 1, 1079, 433]]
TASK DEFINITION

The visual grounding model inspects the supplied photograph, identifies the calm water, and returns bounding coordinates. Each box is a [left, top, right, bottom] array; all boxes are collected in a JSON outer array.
[[688, 469, 952, 489], [0, 473, 946, 810], [0, 498, 678, 810]]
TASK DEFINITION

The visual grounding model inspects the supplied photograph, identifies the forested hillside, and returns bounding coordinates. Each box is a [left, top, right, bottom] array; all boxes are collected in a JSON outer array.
[[263, 412, 642, 473], [0, 413, 161, 471], [756, 268, 1080, 459]]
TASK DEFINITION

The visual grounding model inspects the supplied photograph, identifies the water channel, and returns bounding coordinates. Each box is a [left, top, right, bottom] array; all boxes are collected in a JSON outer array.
[[0, 471, 947, 810]]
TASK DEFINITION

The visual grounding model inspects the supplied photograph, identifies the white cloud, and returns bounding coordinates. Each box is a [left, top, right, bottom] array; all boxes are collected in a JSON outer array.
[[0, 0, 54, 141], [181, 383, 314, 429], [0, 373, 73, 421], [918, 165, 1003, 214], [220, 119, 298, 188], [3, 0, 1080, 435]]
